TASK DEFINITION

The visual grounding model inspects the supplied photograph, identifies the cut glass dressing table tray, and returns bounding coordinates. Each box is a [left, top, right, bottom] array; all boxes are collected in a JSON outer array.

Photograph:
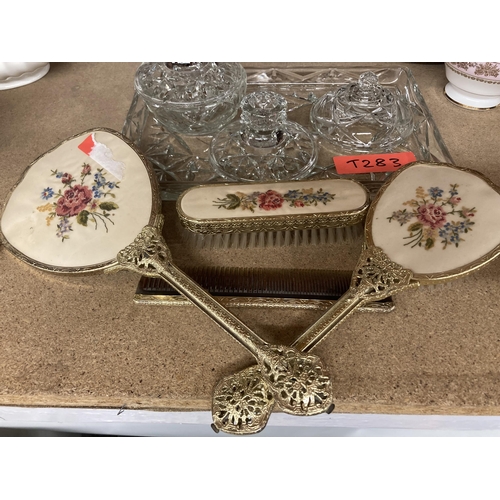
[[123, 66, 453, 200], [123, 66, 453, 310]]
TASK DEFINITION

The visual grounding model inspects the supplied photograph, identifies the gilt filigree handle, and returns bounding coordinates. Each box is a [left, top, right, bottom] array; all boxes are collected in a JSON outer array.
[[349, 246, 419, 300], [212, 246, 421, 434], [116, 225, 172, 276], [293, 246, 420, 352], [116, 225, 334, 417]]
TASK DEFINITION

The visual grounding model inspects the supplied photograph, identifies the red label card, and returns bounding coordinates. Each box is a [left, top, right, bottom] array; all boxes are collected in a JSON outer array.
[[333, 152, 417, 174], [78, 134, 96, 155]]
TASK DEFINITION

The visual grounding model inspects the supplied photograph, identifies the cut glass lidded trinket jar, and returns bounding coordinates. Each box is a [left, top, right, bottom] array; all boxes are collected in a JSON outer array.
[[209, 90, 318, 182], [134, 62, 247, 136], [310, 71, 414, 153]]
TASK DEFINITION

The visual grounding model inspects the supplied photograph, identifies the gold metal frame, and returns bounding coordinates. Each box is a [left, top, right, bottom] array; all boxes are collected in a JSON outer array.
[[0, 127, 162, 274]]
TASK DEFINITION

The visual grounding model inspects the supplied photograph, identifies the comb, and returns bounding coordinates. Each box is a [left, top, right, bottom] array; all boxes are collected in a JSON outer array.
[[134, 266, 395, 312]]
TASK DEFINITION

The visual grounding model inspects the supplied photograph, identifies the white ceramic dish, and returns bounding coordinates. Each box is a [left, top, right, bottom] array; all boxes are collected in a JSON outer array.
[[0, 62, 50, 90]]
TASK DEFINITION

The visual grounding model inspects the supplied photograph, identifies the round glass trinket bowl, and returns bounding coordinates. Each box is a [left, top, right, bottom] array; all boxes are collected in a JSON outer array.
[[310, 71, 413, 153], [209, 90, 318, 182], [134, 62, 247, 136]]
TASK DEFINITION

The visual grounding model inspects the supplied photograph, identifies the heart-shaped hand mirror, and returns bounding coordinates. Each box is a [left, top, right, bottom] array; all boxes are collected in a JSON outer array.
[[212, 161, 500, 434], [0, 128, 335, 420], [1, 128, 161, 273]]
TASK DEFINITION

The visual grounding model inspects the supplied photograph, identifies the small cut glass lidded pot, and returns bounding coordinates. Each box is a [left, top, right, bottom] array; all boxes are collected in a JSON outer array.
[[209, 90, 318, 182], [134, 62, 247, 136], [310, 71, 413, 153]]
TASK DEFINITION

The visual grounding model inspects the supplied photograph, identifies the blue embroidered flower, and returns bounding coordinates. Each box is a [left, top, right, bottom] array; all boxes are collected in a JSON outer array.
[[41, 187, 54, 200], [314, 191, 331, 203], [107, 182, 116, 189], [390, 209, 413, 225], [55, 172, 63, 178], [458, 219, 474, 233], [428, 187, 443, 198], [94, 172, 106, 187], [438, 222, 452, 238], [92, 185, 103, 198], [284, 190, 301, 200], [56, 217, 72, 240]]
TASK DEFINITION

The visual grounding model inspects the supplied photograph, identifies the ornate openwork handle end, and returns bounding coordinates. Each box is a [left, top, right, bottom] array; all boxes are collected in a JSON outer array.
[[212, 365, 275, 435], [351, 246, 420, 300], [116, 225, 172, 276], [258, 345, 334, 416]]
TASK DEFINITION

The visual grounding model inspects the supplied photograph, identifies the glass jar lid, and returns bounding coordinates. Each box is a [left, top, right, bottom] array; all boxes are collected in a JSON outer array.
[[135, 62, 244, 105], [209, 90, 318, 182], [134, 62, 247, 136], [310, 71, 413, 153]]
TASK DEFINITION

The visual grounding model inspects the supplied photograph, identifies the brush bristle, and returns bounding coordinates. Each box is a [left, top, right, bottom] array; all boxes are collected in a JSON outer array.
[[181, 223, 364, 250]]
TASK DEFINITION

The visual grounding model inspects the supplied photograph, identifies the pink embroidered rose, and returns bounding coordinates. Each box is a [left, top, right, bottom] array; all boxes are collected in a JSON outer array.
[[294, 200, 305, 208], [61, 173, 73, 185], [449, 196, 461, 205], [55, 184, 93, 217], [258, 190, 284, 211], [417, 204, 447, 229], [82, 163, 91, 175], [462, 207, 476, 218]]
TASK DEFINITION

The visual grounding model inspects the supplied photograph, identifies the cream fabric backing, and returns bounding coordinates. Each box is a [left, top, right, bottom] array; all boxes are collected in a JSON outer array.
[[371, 163, 500, 276], [1, 131, 153, 269], [180, 179, 368, 220]]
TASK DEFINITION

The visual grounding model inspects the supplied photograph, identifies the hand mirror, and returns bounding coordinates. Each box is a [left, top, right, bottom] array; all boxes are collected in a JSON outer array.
[[0, 128, 335, 418], [212, 161, 500, 434]]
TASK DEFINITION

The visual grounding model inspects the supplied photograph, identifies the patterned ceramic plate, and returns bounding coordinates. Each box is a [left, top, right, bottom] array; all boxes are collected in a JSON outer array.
[[0, 128, 161, 273]]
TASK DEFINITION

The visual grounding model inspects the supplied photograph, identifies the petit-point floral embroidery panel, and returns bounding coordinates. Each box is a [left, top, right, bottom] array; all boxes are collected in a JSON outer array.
[[37, 163, 120, 242], [213, 188, 336, 212], [387, 184, 476, 250]]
